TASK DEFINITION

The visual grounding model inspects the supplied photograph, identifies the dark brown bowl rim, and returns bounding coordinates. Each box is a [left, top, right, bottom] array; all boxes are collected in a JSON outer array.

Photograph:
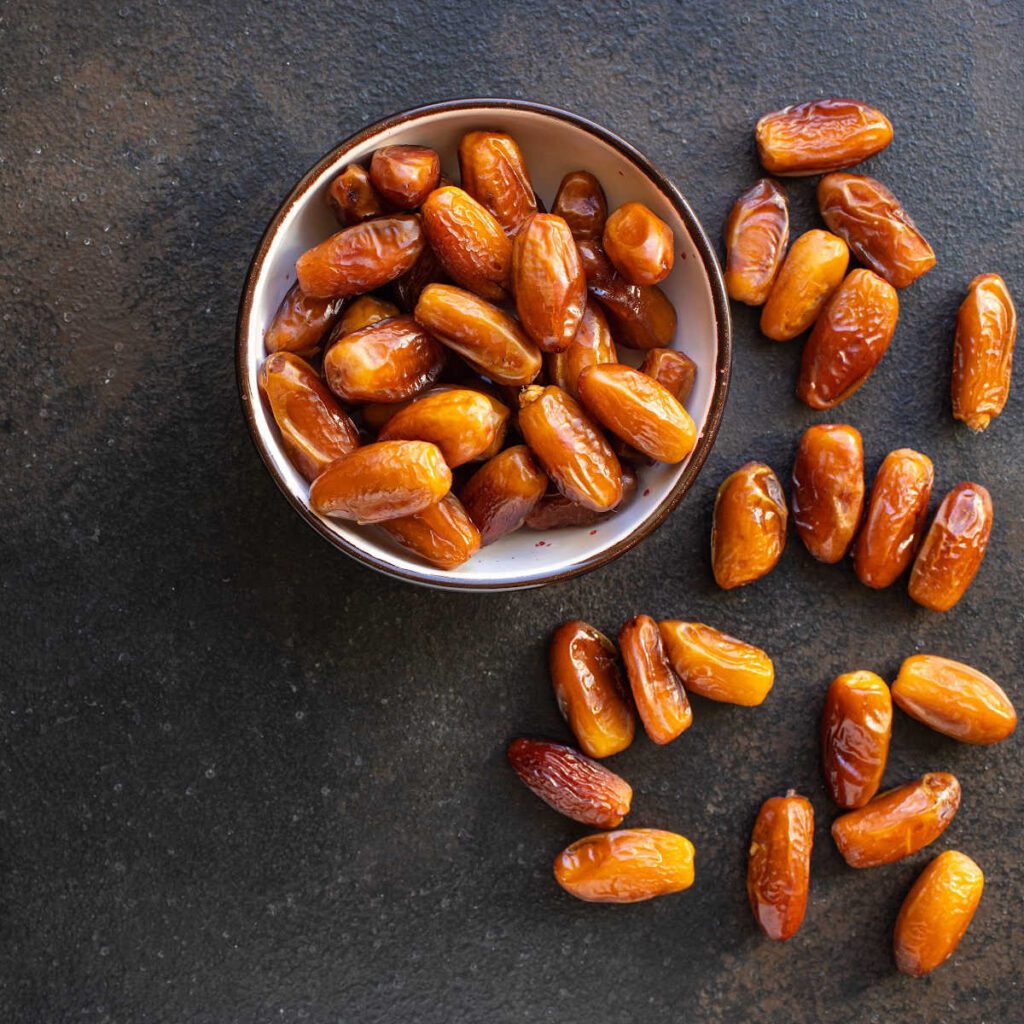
[[236, 97, 732, 591]]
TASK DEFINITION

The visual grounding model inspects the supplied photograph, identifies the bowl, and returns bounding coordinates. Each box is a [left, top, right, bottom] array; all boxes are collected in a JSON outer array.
[[237, 98, 731, 591]]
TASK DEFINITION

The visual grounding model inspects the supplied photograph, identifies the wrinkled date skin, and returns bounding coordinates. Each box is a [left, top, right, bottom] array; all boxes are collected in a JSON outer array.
[[712, 462, 788, 590], [296, 215, 424, 299], [760, 229, 849, 341], [512, 213, 586, 352], [756, 98, 893, 176], [381, 493, 481, 570], [326, 164, 388, 225], [639, 348, 697, 404], [832, 772, 961, 869], [894, 851, 985, 977], [553, 170, 608, 240], [459, 444, 548, 545], [549, 620, 635, 758], [853, 448, 934, 589], [893, 654, 1017, 744], [369, 145, 441, 210], [518, 386, 623, 512], [258, 352, 360, 482], [421, 186, 513, 301], [791, 423, 865, 563], [309, 440, 452, 523], [818, 173, 936, 289], [265, 282, 343, 356], [547, 303, 617, 398], [458, 131, 537, 235], [393, 243, 448, 313], [724, 179, 790, 305], [507, 738, 633, 828], [909, 482, 993, 612], [337, 294, 400, 336], [619, 615, 692, 745], [526, 465, 638, 530], [554, 829, 695, 903], [603, 202, 674, 286], [797, 268, 899, 409], [323, 315, 444, 404], [379, 388, 509, 467], [414, 283, 542, 386], [658, 621, 774, 706], [576, 237, 677, 350], [952, 273, 1017, 432], [821, 671, 892, 809], [577, 363, 696, 464], [747, 793, 814, 941]]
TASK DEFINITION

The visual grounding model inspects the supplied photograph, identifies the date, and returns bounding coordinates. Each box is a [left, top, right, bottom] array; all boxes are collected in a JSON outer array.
[[326, 164, 388, 225], [265, 283, 343, 356], [797, 268, 899, 409], [603, 202, 674, 286], [370, 145, 440, 209], [336, 294, 400, 335], [908, 482, 993, 612], [552, 170, 608, 240], [619, 614, 692, 745], [459, 444, 548, 544], [638, 348, 697, 404], [547, 302, 617, 398], [525, 465, 638, 530], [724, 179, 789, 305], [458, 131, 537, 235], [712, 462, 787, 589], [381, 493, 481, 569]]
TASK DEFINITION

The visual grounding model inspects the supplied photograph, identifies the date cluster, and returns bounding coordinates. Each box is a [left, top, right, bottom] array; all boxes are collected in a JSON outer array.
[[509, 620, 1015, 976], [259, 132, 703, 568], [725, 98, 1017, 423]]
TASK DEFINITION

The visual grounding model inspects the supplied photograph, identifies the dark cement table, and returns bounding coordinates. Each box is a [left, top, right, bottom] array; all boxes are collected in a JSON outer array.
[[3, 2, 1022, 1021]]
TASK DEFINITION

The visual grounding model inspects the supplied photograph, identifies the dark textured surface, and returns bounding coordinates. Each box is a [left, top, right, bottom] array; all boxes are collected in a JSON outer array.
[[2, 1, 1022, 1021]]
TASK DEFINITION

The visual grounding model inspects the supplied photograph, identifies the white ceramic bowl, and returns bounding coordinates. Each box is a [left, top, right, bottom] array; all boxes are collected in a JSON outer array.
[[237, 99, 731, 590]]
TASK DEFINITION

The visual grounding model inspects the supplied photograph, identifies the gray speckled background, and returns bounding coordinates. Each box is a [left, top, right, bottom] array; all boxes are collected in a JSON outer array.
[[2, 1, 1022, 1021]]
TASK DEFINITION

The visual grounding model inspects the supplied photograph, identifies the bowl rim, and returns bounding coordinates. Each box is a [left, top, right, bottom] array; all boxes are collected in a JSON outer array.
[[236, 97, 732, 591]]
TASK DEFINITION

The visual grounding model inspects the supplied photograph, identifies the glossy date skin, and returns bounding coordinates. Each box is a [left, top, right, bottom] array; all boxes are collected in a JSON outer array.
[[603, 202, 674, 286], [309, 440, 452, 523], [821, 671, 892, 809], [337, 294, 400, 335], [323, 315, 444, 404], [421, 186, 512, 301], [619, 615, 692, 745], [381, 493, 481, 569], [258, 352, 360, 482], [393, 242, 448, 312], [370, 145, 440, 209], [459, 445, 548, 545], [832, 772, 960, 869], [525, 465, 638, 531], [578, 364, 696, 464], [296, 215, 424, 299], [554, 829, 695, 903], [507, 738, 632, 828], [512, 213, 586, 352], [264, 283, 343, 356], [518, 386, 623, 512], [908, 483, 993, 612], [853, 449, 934, 589], [756, 98, 893, 176], [639, 348, 697, 404], [576, 237, 677, 350], [951, 273, 1017, 432], [818, 172, 935, 289], [797, 268, 899, 409], [894, 851, 984, 977], [893, 655, 1016, 744], [547, 302, 617, 398], [791, 423, 864, 563], [379, 388, 509, 467], [550, 620, 635, 758], [658, 621, 774, 706], [458, 131, 537, 235], [712, 462, 788, 590], [747, 793, 814, 941], [552, 171, 608, 240], [724, 179, 789, 305], [326, 164, 388, 225], [760, 229, 849, 341], [414, 283, 542, 386]]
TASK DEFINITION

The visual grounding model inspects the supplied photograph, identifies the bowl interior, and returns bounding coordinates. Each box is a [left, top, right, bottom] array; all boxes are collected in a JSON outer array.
[[240, 103, 727, 589]]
